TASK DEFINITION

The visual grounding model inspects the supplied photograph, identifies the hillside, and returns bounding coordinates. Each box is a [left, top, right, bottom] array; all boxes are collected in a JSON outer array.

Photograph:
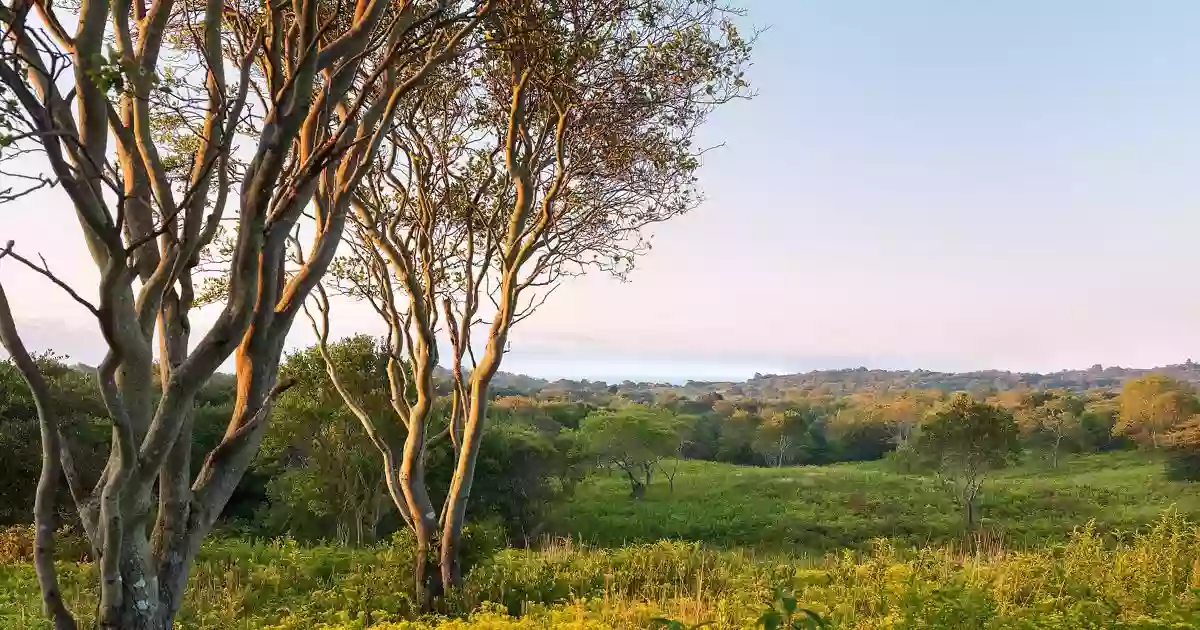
[[550, 451, 1200, 551], [8, 452, 1200, 629], [489, 361, 1200, 400]]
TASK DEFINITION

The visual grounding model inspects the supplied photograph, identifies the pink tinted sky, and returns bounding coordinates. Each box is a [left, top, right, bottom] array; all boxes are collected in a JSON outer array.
[[2, 0, 1199, 381]]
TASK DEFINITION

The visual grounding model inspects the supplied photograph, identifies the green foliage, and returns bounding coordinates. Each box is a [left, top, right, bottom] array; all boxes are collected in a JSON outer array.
[[1011, 390, 1085, 467], [752, 409, 817, 467], [756, 589, 828, 629], [0, 524, 89, 564], [1162, 415, 1200, 481], [1165, 452, 1200, 481], [483, 376, 1138, 472], [827, 409, 895, 463], [580, 405, 684, 496], [550, 451, 1200, 552], [5, 508, 1200, 628], [521, 363, 1200, 406], [0, 354, 107, 526], [254, 336, 395, 545], [426, 421, 591, 546], [651, 590, 831, 630], [918, 394, 1022, 473], [1117, 374, 1199, 448], [917, 393, 1022, 529], [650, 618, 714, 629]]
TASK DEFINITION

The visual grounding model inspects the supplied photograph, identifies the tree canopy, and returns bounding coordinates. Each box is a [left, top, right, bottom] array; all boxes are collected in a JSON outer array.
[[917, 393, 1021, 529]]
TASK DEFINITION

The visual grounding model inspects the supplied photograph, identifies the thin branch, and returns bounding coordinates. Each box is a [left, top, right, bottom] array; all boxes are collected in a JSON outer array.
[[0, 242, 99, 316]]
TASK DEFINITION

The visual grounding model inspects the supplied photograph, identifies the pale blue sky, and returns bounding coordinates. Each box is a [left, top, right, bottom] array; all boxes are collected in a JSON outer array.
[[506, 0, 1200, 380], [3, 1, 1199, 381]]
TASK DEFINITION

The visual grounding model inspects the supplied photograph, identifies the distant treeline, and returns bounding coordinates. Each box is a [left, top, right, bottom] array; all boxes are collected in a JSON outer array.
[[5, 346, 1199, 547], [487, 361, 1200, 402]]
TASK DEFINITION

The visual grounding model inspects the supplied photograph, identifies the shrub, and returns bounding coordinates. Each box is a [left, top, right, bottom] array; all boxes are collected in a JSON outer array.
[[882, 442, 922, 473], [1165, 451, 1200, 481], [427, 422, 590, 546], [0, 525, 89, 563]]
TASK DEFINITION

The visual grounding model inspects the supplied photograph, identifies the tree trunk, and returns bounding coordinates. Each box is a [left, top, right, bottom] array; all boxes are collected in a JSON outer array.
[[962, 482, 980, 531], [413, 535, 443, 612], [439, 301, 511, 593], [439, 380, 490, 591], [103, 525, 164, 630], [623, 466, 643, 497]]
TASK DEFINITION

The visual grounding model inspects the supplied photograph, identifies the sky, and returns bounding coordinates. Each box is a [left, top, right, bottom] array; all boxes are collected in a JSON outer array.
[[3, 1, 1200, 382]]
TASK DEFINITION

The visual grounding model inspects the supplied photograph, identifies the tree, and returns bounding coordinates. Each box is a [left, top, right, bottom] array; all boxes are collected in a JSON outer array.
[[917, 393, 1021, 530], [1117, 375, 1198, 449], [660, 413, 700, 491], [1079, 393, 1123, 452], [580, 405, 683, 498], [679, 412, 723, 460], [880, 391, 940, 448], [0, 355, 107, 526], [259, 337, 394, 546], [1163, 414, 1200, 481], [0, 0, 491, 625], [827, 406, 893, 462], [717, 407, 760, 464], [310, 0, 752, 597], [426, 421, 589, 548], [1016, 391, 1084, 468], [752, 409, 812, 467]]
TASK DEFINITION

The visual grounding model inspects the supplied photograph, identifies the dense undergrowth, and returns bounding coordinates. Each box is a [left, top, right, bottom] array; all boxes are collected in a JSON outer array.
[[3, 452, 1199, 629]]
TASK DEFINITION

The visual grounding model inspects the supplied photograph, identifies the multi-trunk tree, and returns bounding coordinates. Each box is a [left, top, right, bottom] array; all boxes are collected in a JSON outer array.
[[0, 0, 490, 626], [753, 408, 812, 467], [308, 0, 752, 602], [1014, 390, 1084, 468], [580, 404, 683, 498]]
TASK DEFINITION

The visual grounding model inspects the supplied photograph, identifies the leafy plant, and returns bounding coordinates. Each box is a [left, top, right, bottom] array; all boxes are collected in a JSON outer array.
[[757, 589, 828, 630]]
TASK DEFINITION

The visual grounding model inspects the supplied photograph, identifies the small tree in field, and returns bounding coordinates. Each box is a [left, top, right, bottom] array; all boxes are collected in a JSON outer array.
[[1016, 391, 1085, 468], [660, 414, 700, 492], [580, 406, 682, 498], [917, 393, 1021, 530], [752, 409, 812, 467]]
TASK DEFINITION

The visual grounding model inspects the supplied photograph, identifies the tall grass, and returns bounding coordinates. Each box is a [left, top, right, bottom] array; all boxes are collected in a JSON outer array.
[[3, 451, 1199, 628], [3, 511, 1200, 628]]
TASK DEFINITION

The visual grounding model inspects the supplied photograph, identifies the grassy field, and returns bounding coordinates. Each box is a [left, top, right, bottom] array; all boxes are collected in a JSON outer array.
[[4, 451, 1200, 629], [551, 451, 1200, 552]]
